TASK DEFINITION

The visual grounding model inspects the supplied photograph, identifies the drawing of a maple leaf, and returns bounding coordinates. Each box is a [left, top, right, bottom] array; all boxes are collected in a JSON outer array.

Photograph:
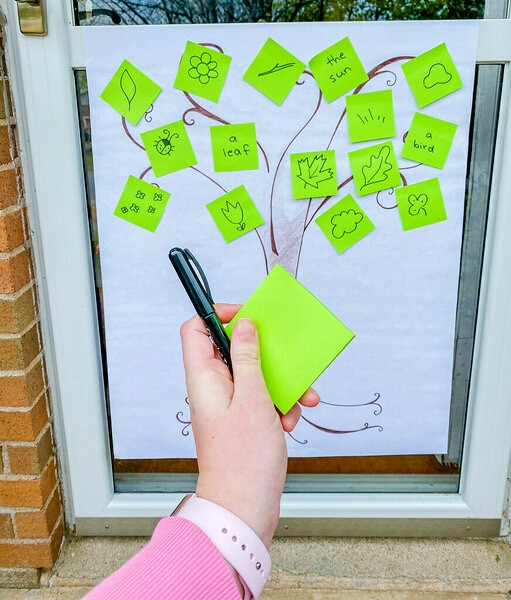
[[296, 154, 334, 189], [361, 145, 392, 188]]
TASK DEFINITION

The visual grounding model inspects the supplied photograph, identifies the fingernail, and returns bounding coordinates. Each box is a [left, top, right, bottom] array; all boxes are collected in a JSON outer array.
[[234, 318, 256, 340]]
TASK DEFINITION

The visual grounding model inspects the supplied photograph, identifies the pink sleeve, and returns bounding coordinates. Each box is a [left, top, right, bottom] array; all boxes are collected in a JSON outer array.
[[82, 516, 242, 600]]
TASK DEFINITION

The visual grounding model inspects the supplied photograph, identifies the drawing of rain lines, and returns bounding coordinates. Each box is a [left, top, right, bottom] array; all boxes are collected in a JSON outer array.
[[357, 108, 386, 125]]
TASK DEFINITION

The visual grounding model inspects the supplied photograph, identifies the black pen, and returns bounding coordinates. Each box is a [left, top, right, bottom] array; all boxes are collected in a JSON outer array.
[[168, 247, 232, 374]]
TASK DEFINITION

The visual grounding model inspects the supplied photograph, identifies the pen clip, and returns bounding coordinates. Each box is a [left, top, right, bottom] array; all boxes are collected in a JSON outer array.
[[182, 248, 213, 303]]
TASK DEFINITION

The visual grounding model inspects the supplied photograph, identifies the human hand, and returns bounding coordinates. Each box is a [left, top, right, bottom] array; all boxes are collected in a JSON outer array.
[[180, 303, 320, 548]]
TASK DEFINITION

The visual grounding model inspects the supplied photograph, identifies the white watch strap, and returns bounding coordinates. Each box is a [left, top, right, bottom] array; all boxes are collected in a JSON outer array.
[[176, 494, 271, 599]]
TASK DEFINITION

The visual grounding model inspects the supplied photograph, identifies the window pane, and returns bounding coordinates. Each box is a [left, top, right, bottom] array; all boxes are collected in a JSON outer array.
[[74, 0, 489, 26]]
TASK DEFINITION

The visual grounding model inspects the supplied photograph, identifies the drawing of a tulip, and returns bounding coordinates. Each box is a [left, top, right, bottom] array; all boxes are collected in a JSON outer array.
[[221, 200, 245, 231]]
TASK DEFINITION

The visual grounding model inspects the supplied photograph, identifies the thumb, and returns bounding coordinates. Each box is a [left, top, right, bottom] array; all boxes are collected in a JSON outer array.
[[230, 318, 269, 404]]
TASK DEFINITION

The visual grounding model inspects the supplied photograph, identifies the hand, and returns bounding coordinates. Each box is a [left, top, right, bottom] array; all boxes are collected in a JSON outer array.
[[180, 303, 320, 548]]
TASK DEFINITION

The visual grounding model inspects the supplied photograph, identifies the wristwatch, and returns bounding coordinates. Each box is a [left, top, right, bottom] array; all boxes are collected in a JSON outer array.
[[172, 493, 271, 599]]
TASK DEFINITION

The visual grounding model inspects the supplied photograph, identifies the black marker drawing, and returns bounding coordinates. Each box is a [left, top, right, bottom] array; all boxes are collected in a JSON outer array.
[[135, 190, 145, 199], [147, 205, 156, 214], [423, 63, 452, 89], [296, 154, 334, 189], [120, 68, 136, 111], [330, 209, 363, 239], [129, 203, 139, 213], [408, 193, 428, 216], [357, 108, 386, 124], [361, 144, 393, 189], [258, 62, 296, 76], [152, 192, 163, 202], [154, 129, 179, 156], [221, 200, 245, 231], [188, 52, 219, 85]]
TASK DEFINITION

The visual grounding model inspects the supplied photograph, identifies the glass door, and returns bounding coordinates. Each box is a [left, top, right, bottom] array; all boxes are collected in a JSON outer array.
[[3, 0, 511, 536]]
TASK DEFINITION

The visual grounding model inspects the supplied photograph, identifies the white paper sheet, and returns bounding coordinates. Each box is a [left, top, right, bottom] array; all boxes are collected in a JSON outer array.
[[83, 20, 479, 458]]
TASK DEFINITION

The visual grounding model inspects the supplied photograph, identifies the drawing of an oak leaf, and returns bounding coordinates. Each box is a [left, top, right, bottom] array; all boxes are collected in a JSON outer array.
[[297, 154, 333, 189], [120, 68, 137, 111], [361, 145, 392, 188]]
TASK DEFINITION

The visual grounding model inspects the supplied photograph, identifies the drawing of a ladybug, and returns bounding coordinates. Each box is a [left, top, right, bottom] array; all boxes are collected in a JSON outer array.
[[154, 129, 179, 156]]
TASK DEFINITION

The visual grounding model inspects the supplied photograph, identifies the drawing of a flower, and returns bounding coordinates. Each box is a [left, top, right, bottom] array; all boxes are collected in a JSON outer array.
[[188, 52, 219, 85], [221, 200, 245, 231]]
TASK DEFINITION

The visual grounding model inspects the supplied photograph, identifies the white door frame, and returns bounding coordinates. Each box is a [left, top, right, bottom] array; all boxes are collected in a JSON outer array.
[[2, 0, 511, 536]]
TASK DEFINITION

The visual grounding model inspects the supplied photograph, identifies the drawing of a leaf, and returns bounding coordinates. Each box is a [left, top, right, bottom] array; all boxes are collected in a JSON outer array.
[[120, 69, 137, 111], [296, 154, 333, 189], [361, 145, 392, 188]]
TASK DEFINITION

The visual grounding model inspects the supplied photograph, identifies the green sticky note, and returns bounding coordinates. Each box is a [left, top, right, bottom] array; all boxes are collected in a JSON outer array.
[[348, 141, 401, 197], [395, 178, 447, 231], [402, 43, 463, 108], [210, 123, 259, 172], [114, 175, 170, 232], [315, 194, 375, 253], [346, 90, 395, 143], [242, 38, 306, 105], [174, 41, 232, 102], [141, 120, 197, 177], [290, 150, 338, 199], [225, 265, 355, 415], [206, 185, 264, 242], [308, 37, 368, 103], [402, 112, 457, 169], [100, 59, 162, 125]]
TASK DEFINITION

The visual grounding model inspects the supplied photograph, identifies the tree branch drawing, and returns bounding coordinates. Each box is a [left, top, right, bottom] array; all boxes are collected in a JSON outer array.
[[117, 46, 422, 442]]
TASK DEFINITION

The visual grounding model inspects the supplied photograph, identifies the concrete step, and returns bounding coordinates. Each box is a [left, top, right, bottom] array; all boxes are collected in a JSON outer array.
[[2, 535, 511, 598]]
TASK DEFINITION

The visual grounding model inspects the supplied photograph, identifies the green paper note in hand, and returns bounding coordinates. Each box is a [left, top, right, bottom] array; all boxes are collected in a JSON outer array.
[[243, 37, 306, 105], [210, 123, 259, 172], [174, 41, 232, 102], [348, 141, 401, 197], [100, 59, 162, 125], [308, 37, 368, 103], [346, 90, 395, 143], [206, 185, 264, 242], [141, 120, 197, 177], [225, 265, 355, 415], [290, 150, 338, 199], [402, 112, 457, 169], [315, 194, 375, 253], [395, 177, 447, 231], [402, 43, 463, 108], [114, 175, 171, 232]]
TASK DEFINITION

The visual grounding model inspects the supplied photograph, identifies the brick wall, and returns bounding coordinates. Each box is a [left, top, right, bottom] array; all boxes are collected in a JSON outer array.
[[0, 21, 65, 587]]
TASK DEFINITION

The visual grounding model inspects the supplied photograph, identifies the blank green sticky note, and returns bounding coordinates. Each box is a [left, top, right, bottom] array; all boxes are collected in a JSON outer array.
[[225, 265, 355, 415], [395, 178, 447, 231], [114, 175, 170, 232], [210, 123, 259, 172], [346, 90, 395, 143], [315, 194, 375, 253], [100, 59, 162, 125], [206, 185, 264, 242], [174, 41, 232, 102], [242, 38, 306, 105], [402, 112, 457, 169], [290, 150, 338, 199], [141, 120, 197, 177], [402, 43, 463, 108], [348, 141, 401, 197], [308, 37, 368, 103]]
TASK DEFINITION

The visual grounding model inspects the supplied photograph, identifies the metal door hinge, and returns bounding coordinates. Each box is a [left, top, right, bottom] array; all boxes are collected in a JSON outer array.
[[15, 0, 47, 36]]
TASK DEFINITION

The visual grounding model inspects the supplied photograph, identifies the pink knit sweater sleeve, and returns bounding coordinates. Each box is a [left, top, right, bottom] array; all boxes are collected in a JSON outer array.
[[82, 516, 242, 599]]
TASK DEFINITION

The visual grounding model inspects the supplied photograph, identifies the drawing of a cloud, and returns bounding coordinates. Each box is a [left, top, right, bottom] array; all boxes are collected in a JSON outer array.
[[330, 209, 364, 238], [423, 63, 452, 89]]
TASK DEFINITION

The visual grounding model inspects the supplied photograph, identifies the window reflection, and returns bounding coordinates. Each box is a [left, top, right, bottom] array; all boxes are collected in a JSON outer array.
[[75, 0, 485, 26]]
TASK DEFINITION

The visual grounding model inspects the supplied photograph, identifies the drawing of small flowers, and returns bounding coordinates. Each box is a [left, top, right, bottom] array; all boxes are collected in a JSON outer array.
[[188, 52, 219, 85]]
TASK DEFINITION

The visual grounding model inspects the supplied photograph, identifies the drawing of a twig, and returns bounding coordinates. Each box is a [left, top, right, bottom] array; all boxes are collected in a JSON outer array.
[[258, 62, 296, 76]]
